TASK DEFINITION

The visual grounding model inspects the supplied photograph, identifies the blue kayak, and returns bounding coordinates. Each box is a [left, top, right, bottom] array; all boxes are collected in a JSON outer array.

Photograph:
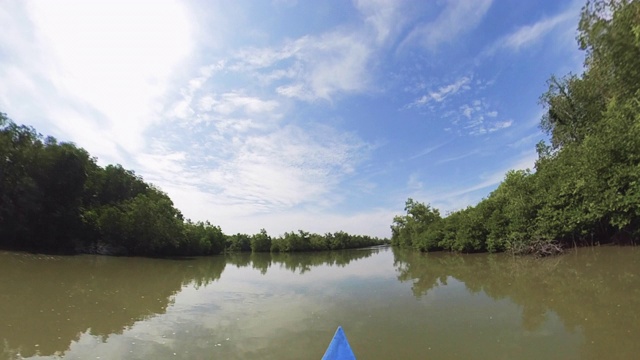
[[322, 326, 356, 360]]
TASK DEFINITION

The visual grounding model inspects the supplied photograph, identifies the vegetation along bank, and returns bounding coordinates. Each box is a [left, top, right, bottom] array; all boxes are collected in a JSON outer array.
[[391, 0, 640, 256], [2, 0, 638, 258], [0, 112, 386, 256]]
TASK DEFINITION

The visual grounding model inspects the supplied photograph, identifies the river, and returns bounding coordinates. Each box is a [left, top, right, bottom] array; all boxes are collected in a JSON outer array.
[[1, 246, 638, 359]]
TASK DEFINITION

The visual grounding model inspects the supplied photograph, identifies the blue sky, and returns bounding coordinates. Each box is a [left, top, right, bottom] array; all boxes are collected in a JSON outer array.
[[0, 0, 584, 238]]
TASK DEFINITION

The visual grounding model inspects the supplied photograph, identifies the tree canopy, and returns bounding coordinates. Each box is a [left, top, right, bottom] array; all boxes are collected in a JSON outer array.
[[391, 0, 640, 254], [0, 113, 386, 256]]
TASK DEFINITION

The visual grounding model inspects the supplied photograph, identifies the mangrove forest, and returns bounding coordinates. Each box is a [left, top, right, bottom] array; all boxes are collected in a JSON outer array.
[[391, 0, 640, 255]]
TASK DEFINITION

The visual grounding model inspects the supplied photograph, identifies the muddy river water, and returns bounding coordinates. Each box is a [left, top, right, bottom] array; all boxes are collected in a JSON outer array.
[[1, 246, 638, 359]]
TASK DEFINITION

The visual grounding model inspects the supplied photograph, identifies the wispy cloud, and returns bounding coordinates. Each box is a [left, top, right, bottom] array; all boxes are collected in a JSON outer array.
[[485, 4, 579, 55], [405, 150, 538, 213], [404, 78, 511, 137], [142, 119, 373, 232], [468, 119, 513, 136], [202, 92, 280, 115], [0, 0, 581, 240], [153, 62, 374, 214], [502, 12, 574, 51], [0, 0, 382, 237], [436, 149, 480, 165], [354, 0, 407, 45], [407, 173, 423, 190], [441, 99, 510, 136], [460, 100, 513, 135], [0, 0, 193, 165], [229, 32, 373, 102], [205, 124, 368, 210], [509, 132, 543, 148], [399, 0, 493, 51], [407, 76, 471, 108], [488, 120, 513, 132], [408, 141, 450, 160]]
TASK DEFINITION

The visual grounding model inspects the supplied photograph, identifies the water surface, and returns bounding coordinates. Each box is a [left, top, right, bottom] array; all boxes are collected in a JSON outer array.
[[1, 246, 638, 359]]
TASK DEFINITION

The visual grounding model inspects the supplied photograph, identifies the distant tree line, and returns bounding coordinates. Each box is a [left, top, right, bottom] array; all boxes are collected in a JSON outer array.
[[391, 0, 640, 254], [0, 115, 387, 256]]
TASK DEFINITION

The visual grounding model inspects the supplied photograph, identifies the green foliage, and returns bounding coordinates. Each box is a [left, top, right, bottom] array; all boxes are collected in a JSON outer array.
[[0, 116, 96, 252], [92, 191, 185, 256], [391, 198, 442, 250], [97, 165, 149, 206], [540, 73, 606, 149], [578, 0, 640, 99], [268, 230, 386, 253], [184, 221, 226, 255], [392, 0, 640, 254], [226, 233, 252, 252], [0, 113, 385, 256], [250, 228, 272, 252]]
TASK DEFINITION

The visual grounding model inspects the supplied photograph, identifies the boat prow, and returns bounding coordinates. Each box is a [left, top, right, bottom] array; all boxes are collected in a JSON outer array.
[[322, 326, 356, 360]]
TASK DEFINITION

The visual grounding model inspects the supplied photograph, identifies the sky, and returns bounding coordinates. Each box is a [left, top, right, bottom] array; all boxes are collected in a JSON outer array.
[[0, 0, 585, 238]]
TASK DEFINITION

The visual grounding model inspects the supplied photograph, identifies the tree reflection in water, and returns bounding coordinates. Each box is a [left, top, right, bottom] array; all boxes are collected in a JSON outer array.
[[393, 246, 640, 359], [0, 248, 378, 358]]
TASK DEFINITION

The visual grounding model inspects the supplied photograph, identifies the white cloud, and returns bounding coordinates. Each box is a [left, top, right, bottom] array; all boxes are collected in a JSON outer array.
[[488, 120, 513, 132], [230, 43, 301, 71], [468, 119, 513, 136], [173, 99, 195, 120], [408, 76, 471, 107], [141, 121, 378, 235], [229, 32, 373, 102], [502, 12, 574, 51], [354, 0, 407, 44], [107, 7, 385, 235], [212, 93, 280, 115], [0, 0, 385, 238], [431, 78, 469, 102], [485, 3, 580, 55], [461, 105, 474, 119], [305, 34, 372, 100], [442, 99, 510, 136], [407, 173, 423, 190], [144, 74, 374, 224], [0, 0, 565, 241], [0, 0, 193, 165], [509, 132, 543, 148], [204, 124, 367, 211], [436, 149, 480, 165], [408, 141, 450, 160], [400, 0, 493, 51], [276, 84, 308, 99], [407, 150, 538, 214], [136, 151, 192, 185]]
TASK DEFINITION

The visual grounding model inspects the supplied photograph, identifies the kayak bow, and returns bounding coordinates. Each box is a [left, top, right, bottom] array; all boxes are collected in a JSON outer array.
[[322, 326, 356, 360]]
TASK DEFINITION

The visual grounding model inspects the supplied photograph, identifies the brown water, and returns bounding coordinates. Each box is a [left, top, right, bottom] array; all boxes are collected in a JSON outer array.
[[1, 246, 638, 359]]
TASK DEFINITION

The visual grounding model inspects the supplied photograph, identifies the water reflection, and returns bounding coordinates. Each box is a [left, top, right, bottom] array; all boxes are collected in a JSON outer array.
[[240, 248, 378, 275], [0, 252, 225, 358], [3, 246, 638, 359], [0, 248, 378, 358], [393, 246, 640, 359]]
